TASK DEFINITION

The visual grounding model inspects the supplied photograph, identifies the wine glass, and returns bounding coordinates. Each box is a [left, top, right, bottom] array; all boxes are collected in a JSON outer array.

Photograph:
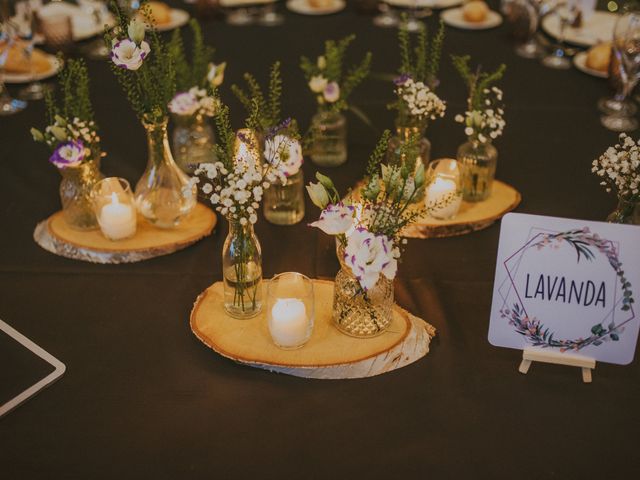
[[373, 2, 400, 28], [0, 14, 27, 115], [13, 0, 47, 100], [598, 44, 637, 117], [257, 2, 284, 26], [541, 0, 576, 69], [506, 0, 545, 58], [404, 0, 430, 32], [601, 11, 640, 132]]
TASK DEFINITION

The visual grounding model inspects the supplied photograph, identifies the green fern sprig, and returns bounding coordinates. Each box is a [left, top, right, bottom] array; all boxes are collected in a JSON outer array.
[[169, 19, 215, 91], [451, 54, 506, 111], [232, 61, 284, 133], [365, 129, 391, 179], [397, 16, 445, 85], [212, 101, 235, 170]]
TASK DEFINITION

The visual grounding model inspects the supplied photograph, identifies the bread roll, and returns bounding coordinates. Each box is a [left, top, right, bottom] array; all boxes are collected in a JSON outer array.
[[308, 0, 333, 8], [4, 43, 51, 74], [139, 1, 171, 25], [586, 42, 611, 73], [462, 1, 489, 23]]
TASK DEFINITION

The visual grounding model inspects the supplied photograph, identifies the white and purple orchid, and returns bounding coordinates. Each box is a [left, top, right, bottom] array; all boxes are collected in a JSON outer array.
[[49, 140, 86, 168], [111, 38, 150, 71], [323, 81, 340, 103], [264, 134, 303, 177], [343, 228, 398, 291], [309, 202, 354, 235]]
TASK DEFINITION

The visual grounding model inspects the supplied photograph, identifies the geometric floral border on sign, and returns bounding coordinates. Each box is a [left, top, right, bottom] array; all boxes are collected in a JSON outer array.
[[500, 228, 635, 353]]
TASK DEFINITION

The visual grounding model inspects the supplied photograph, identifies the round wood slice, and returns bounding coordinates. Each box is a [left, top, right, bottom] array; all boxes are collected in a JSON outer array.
[[190, 280, 436, 379], [404, 180, 521, 239], [33, 203, 217, 264]]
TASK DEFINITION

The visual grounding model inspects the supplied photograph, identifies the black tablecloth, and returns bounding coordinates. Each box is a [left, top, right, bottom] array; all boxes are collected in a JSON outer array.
[[1, 2, 639, 478]]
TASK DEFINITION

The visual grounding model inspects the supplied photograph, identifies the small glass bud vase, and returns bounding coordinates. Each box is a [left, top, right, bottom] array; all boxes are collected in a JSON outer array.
[[92, 177, 137, 241], [387, 125, 431, 168], [58, 159, 103, 231], [333, 245, 394, 338], [135, 118, 197, 228], [425, 159, 463, 220], [223, 218, 263, 319], [457, 139, 498, 202], [171, 113, 216, 174], [267, 272, 315, 349], [607, 197, 640, 225], [310, 110, 347, 167], [263, 169, 305, 225]]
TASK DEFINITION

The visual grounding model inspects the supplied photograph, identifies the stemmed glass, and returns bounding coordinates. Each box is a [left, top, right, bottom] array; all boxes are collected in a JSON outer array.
[[373, 2, 400, 28], [257, 2, 284, 26], [0, 14, 27, 115], [541, 0, 576, 69], [13, 0, 46, 100], [404, 0, 430, 32], [601, 11, 640, 132], [505, 0, 546, 59]]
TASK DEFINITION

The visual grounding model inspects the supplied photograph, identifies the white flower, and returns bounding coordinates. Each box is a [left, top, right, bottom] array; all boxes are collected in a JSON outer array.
[[396, 78, 446, 121], [306, 181, 329, 209], [111, 39, 150, 71], [127, 18, 145, 44], [323, 82, 340, 103], [202, 183, 213, 194], [168, 92, 199, 116], [309, 202, 354, 235], [343, 228, 398, 291], [317, 55, 327, 69], [207, 62, 226, 88], [309, 75, 328, 93], [265, 135, 303, 177]]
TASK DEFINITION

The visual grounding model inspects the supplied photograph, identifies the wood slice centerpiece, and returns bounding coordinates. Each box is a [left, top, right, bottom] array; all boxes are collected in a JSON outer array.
[[190, 280, 436, 379], [34, 203, 217, 264]]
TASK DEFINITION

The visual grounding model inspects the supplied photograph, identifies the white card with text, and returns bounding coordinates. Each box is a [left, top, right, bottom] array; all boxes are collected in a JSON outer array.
[[489, 213, 640, 365]]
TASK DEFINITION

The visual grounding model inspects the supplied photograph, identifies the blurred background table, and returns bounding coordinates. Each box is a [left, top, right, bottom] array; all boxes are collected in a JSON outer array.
[[1, 1, 638, 478]]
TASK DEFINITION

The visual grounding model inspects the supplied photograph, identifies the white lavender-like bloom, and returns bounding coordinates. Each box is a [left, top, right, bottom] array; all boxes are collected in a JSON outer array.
[[323, 82, 340, 103], [264, 135, 303, 177], [397, 78, 446, 121], [592, 133, 640, 196], [309, 75, 328, 93], [168, 92, 200, 116], [309, 202, 354, 235], [49, 140, 85, 168], [111, 38, 150, 71], [455, 87, 505, 143], [343, 228, 398, 291]]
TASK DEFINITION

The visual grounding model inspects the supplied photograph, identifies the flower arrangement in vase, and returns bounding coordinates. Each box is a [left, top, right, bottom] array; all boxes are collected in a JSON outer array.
[[306, 132, 451, 337], [592, 133, 640, 224], [452, 55, 506, 203], [388, 18, 446, 170], [232, 61, 305, 225], [167, 19, 225, 174], [31, 57, 104, 231], [106, 2, 195, 228], [300, 35, 372, 167], [190, 100, 299, 318]]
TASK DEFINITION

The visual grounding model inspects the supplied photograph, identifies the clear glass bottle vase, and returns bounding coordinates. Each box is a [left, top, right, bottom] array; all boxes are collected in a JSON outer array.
[[222, 218, 263, 319], [607, 197, 640, 225], [171, 113, 216, 175], [457, 139, 498, 202], [58, 158, 103, 230], [263, 169, 305, 225], [135, 118, 197, 228], [332, 246, 394, 337], [310, 110, 347, 167]]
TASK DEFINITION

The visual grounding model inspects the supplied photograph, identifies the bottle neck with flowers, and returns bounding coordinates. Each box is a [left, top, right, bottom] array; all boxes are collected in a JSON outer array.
[[301, 35, 372, 167]]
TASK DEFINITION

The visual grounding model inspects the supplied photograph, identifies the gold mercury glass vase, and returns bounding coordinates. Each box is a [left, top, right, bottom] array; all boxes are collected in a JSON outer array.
[[333, 245, 394, 338], [134, 118, 197, 228], [58, 158, 103, 230]]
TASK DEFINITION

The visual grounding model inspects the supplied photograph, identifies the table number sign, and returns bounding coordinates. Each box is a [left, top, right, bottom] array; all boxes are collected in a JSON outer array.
[[489, 213, 640, 379]]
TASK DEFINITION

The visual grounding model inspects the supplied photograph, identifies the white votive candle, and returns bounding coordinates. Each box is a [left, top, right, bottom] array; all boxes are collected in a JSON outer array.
[[269, 298, 309, 348], [99, 192, 137, 240], [425, 176, 462, 220]]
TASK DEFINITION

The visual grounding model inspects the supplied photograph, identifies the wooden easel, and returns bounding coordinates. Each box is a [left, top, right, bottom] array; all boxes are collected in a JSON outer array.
[[518, 348, 596, 383]]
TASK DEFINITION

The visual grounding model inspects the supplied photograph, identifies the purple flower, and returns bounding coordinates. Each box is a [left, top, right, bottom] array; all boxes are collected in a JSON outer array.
[[323, 82, 340, 103], [49, 140, 85, 168], [111, 39, 150, 71], [394, 73, 411, 86]]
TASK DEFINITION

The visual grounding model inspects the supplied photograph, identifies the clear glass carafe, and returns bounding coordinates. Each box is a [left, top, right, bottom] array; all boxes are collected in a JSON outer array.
[[457, 140, 498, 202]]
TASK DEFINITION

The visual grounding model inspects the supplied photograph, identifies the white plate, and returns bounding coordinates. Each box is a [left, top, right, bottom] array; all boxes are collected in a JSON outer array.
[[144, 9, 190, 32], [220, 0, 277, 6], [573, 51, 608, 78], [441, 7, 502, 30], [385, 0, 462, 9], [286, 0, 346, 15], [37, 3, 115, 41], [542, 11, 617, 47], [3, 53, 60, 84]]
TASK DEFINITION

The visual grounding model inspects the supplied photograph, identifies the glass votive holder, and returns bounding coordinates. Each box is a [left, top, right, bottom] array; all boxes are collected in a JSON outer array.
[[424, 158, 463, 220], [92, 177, 137, 241], [266, 272, 315, 350]]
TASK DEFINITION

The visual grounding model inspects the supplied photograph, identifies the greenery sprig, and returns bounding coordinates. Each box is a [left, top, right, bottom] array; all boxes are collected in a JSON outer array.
[[451, 55, 506, 111], [398, 17, 445, 86], [168, 19, 215, 92]]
